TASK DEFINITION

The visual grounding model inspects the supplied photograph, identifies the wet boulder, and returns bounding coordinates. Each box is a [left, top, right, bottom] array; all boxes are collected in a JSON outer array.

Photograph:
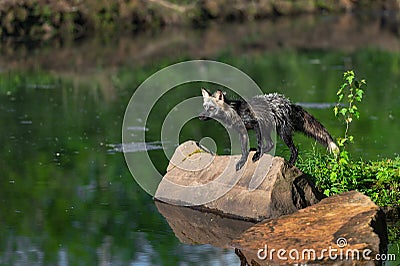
[[155, 140, 324, 221]]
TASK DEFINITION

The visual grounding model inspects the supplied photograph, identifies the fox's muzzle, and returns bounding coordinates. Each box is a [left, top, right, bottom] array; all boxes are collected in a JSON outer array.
[[199, 111, 211, 121]]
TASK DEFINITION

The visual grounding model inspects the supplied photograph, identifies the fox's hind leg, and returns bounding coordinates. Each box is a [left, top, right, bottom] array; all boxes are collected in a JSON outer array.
[[279, 129, 298, 165], [262, 124, 274, 153], [252, 122, 274, 162]]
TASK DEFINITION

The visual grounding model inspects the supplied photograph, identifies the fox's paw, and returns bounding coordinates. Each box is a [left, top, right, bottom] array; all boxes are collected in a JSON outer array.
[[236, 159, 246, 171], [252, 152, 261, 162]]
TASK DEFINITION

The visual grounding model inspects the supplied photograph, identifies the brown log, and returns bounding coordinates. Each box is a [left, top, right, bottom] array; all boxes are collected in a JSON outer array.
[[232, 191, 388, 265]]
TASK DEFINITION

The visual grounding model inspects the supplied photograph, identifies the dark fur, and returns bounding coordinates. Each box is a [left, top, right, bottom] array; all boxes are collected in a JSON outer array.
[[199, 89, 338, 171]]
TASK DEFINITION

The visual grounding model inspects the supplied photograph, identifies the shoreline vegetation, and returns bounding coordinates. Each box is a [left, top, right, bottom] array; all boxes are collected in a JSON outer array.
[[1, 0, 399, 41], [298, 70, 399, 241], [298, 150, 400, 241]]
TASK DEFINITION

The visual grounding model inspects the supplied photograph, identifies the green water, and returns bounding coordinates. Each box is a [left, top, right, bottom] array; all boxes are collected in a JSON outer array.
[[1, 23, 399, 265]]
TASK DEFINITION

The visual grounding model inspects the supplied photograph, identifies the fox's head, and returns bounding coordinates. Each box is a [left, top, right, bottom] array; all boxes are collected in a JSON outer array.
[[199, 88, 227, 121]]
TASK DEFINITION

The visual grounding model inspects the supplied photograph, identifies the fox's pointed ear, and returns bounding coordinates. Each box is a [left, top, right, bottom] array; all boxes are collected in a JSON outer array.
[[201, 88, 210, 99], [214, 90, 225, 102]]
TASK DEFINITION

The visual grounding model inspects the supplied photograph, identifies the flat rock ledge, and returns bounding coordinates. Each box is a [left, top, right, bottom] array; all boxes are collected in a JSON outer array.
[[232, 191, 388, 265], [155, 140, 324, 221]]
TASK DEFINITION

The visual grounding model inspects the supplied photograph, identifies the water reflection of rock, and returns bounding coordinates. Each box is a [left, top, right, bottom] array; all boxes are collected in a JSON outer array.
[[155, 200, 255, 249]]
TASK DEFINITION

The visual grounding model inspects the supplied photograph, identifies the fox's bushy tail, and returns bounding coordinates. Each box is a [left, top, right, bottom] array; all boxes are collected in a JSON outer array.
[[291, 104, 339, 154]]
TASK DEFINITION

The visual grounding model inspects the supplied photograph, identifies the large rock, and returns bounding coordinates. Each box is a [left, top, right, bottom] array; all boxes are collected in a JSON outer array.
[[232, 191, 388, 265], [155, 140, 324, 221]]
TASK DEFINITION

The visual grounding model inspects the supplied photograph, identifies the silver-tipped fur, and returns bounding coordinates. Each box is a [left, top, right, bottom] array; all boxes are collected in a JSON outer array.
[[199, 89, 339, 170]]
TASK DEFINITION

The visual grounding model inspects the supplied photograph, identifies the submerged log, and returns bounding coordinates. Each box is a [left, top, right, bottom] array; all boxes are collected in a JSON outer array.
[[155, 140, 324, 221], [232, 191, 388, 265]]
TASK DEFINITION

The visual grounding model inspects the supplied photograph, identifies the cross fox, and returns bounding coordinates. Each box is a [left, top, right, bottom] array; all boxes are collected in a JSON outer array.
[[199, 88, 339, 171]]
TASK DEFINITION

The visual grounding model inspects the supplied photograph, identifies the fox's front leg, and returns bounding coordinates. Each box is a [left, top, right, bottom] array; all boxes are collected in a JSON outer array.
[[236, 131, 249, 171], [252, 123, 263, 162]]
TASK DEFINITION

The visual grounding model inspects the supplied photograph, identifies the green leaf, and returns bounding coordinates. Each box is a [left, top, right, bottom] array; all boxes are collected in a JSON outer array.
[[331, 187, 340, 194], [330, 172, 338, 182], [340, 108, 347, 116], [333, 106, 339, 116], [345, 71, 354, 84], [355, 89, 364, 101], [338, 138, 347, 146]]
